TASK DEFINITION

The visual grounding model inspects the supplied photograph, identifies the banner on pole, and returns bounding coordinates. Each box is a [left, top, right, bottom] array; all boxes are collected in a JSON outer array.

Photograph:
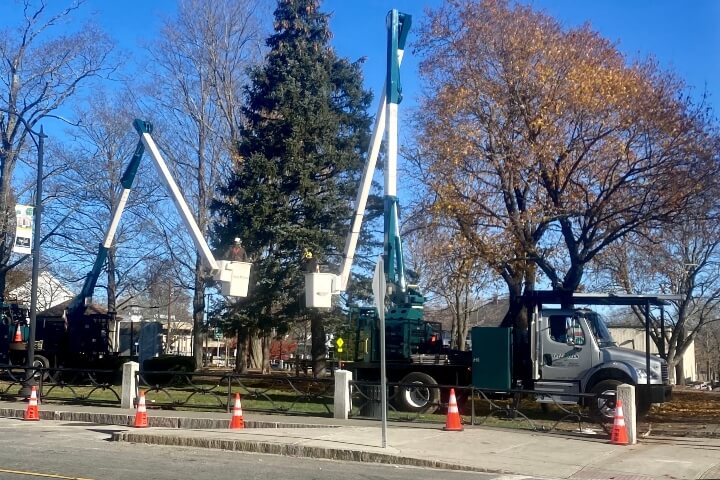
[[13, 204, 34, 255]]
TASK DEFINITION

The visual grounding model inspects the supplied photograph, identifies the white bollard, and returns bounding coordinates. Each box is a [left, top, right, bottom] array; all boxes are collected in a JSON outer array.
[[121, 361, 139, 409], [617, 383, 636, 444], [333, 369, 352, 420]]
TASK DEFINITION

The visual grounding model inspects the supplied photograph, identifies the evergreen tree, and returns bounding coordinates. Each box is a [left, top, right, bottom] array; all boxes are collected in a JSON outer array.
[[213, 0, 373, 375]]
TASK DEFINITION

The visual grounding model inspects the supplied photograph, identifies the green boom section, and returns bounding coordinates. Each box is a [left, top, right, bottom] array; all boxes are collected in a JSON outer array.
[[386, 9, 411, 105]]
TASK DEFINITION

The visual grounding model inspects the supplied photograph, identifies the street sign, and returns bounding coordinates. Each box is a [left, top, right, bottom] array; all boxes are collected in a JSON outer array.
[[213, 328, 222, 340], [335, 337, 344, 352]]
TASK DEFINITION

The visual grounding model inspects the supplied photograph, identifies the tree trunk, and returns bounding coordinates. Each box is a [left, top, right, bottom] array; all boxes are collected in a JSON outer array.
[[501, 280, 528, 330], [192, 255, 205, 370], [675, 357, 685, 385], [666, 350, 677, 384], [501, 267, 532, 385], [249, 332, 263, 369], [234, 329, 249, 374], [310, 311, 326, 377], [261, 334, 271, 374], [676, 326, 686, 385], [0, 267, 7, 304]]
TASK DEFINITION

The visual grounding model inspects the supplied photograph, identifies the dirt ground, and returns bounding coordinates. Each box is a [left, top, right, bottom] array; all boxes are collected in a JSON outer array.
[[643, 387, 720, 437]]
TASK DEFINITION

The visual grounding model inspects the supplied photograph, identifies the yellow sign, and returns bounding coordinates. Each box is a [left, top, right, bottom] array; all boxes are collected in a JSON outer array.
[[336, 337, 344, 353]]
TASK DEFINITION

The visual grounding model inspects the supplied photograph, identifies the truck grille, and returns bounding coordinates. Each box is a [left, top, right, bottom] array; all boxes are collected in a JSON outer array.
[[410, 354, 449, 365], [661, 363, 669, 383]]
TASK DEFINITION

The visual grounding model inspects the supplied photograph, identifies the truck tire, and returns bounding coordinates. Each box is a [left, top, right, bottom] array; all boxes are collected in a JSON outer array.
[[9, 354, 51, 381], [590, 379, 652, 421], [31, 355, 51, 381], [394, 372, 440, 414], [590, 379, 621, 422]]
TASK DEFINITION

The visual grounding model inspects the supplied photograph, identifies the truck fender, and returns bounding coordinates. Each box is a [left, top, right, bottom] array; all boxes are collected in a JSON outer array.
[[582, 362, 635, 393]]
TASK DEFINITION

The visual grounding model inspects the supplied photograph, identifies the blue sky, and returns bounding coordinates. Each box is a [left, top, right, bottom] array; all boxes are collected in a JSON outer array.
[[1, 0, 717, 124], [326, 0, 720, 118]]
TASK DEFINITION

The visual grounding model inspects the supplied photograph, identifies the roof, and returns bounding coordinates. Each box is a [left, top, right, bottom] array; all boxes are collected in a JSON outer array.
[[424, 296, 509, 330], [470, 297, 509, 327], [39, 299, 118, 319], [523, 291, 680, 307]]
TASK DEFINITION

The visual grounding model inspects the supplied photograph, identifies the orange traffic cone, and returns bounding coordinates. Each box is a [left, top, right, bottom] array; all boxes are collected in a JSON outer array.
[[23, 386, 40, 421], [13, 325, 23, 343], [443, 388, 463, 431], [133, 391, 148, 428], [610, 398, 629, 445], [229, 393, 244, 429]]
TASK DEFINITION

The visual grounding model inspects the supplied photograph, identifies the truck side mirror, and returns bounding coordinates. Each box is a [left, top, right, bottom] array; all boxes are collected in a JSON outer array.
[[566, 323, 586, 346]]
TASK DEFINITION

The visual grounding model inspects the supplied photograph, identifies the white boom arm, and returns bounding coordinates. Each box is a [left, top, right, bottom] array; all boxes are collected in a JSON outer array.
[[139, 132, 219, 273], [138, 132, 251, 297]]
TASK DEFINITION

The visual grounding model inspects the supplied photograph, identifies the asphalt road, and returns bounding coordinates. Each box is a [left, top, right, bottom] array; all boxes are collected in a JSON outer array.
[[0, 418, 536, 480]]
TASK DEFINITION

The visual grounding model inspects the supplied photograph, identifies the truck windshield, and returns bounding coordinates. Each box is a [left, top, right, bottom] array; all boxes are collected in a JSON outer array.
[[585, 312, 616, 347]]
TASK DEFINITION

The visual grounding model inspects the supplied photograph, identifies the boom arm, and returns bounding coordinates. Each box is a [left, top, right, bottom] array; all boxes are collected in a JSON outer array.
[[135, 121, 219, 273], [306, 10, 414, 310], [68, 122, 149, 312], [71, 119, 250, 313], [383, 9, 412, 295], [336, 10, 411, 294]]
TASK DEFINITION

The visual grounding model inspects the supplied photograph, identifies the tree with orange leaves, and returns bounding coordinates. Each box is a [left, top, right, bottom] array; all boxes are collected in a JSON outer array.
[[411, 0, 719, 328]]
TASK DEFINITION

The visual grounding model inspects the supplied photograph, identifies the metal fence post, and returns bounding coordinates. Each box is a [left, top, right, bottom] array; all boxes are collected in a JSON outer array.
[[471, 387, 475, 425]]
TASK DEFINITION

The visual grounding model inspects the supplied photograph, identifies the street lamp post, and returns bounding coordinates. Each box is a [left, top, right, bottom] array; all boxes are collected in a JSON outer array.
[[20, 126, 46, 397]]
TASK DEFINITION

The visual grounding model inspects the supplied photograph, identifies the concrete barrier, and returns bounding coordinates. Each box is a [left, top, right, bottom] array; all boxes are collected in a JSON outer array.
[[617, 383, 636, 444], [333, 369, 352, 419], [121, 361, 139, 409]]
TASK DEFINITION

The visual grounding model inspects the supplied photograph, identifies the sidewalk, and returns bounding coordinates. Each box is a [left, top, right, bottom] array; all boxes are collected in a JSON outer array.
[[1, 401, 719, 479]]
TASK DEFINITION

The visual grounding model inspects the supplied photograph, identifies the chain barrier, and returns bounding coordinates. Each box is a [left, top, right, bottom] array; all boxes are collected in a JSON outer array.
[[0, 364, 121, 405], [136, 370, 334, 416], [350, 380, 611, 434]]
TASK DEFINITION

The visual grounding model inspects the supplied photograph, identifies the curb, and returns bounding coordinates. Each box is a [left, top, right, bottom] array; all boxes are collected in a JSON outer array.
[[0, 408, 338, 430], [110, 431, 502, 474]]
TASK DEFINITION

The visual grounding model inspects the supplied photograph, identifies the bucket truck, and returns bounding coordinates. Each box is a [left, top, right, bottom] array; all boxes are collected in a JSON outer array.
[[305, 10, 673, 419], [305, 9, 456, 412], [1, 120, 251, 370]]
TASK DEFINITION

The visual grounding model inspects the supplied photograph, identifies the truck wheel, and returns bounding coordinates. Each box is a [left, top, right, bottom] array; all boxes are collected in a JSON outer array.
[[590, 379, 621, 422], [590, 379, 653, 421], [395, 372, 440, 414], [31, 355, 51, 381], [636, 397, 652, 418]]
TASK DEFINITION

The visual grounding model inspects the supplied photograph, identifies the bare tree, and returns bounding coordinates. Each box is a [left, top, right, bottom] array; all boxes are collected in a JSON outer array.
[[144, 0, 264, 369], [599, 211, 720, 384], [45, 94, 162, 315], [0, 0, 114, 298], [405, 224, 490, 350]]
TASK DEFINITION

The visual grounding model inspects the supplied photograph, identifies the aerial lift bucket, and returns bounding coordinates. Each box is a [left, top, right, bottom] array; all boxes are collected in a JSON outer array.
[[215, 261, 252, 297], [305, 273, 337, 309]]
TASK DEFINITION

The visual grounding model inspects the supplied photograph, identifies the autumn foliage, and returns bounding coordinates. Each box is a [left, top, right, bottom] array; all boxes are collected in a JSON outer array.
[[412, 0, 719, 324]]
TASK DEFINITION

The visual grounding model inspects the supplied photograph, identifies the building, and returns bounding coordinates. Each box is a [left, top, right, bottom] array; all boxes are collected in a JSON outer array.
[[9, 271, 74, 311], [608, 325, 696, 384]]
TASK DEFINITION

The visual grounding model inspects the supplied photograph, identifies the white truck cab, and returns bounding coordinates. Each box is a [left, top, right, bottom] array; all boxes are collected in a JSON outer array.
[[529, 299, 672, 418]]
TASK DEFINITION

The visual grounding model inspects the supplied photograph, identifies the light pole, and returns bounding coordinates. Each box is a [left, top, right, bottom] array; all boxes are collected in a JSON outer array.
[[19, 126, 46, 398]]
